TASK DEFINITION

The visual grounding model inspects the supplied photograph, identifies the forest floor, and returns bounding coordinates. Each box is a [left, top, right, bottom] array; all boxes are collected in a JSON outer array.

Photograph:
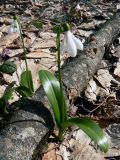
[[0, 0, 120, 160]]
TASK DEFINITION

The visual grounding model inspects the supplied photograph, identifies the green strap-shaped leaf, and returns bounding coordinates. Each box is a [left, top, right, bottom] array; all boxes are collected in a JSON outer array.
[[61, 118, 108, 153], [0, 86, 14, 114], [39, 70, 67, 125], [39, 70, 61, 124], [20, 70, 34, 93], [2, 87, 14, 101], [0, 100, 9, 114], [15, 86, 32, 97]]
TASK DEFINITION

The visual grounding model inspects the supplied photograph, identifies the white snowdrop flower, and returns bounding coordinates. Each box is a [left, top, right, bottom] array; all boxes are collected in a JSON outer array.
[[8, 19, 20, 34], [61, 30, 83, 57], [76, 4, 81, 11]]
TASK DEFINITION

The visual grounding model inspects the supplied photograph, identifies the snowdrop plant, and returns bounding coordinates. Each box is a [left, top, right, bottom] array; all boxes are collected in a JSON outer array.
[[10, 15, 34, 97], [0, 17, 44, 114], [61, 27, 83, 57], [39, 23, 108, 152], [0, 16, 34, 115], [8, 19, 20, 34]]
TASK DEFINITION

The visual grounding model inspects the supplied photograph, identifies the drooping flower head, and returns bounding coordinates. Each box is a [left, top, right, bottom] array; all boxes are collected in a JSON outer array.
[[61, 23, 83, 57], [8, 19, 20, 34]]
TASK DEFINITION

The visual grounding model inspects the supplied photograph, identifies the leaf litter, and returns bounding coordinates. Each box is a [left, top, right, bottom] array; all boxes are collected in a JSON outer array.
[[0, 0, 120, 160]]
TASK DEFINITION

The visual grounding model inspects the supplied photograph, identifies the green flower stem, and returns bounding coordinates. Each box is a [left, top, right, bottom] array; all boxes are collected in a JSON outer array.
[[56, 32, 65, 124], [56, 33, 62, 93], [15, 16, 28, 71], [15, 16, 31, 90], [58, 130, 64, 141], [58, 125, 67, 141]]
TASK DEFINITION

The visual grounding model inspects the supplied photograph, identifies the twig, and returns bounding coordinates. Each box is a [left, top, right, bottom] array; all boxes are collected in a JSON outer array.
[[88, 96, 109, 115]]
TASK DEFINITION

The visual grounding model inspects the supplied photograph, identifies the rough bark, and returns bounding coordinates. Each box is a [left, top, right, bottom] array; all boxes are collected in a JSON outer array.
[[34, 11, 120, 102], [61, 11, 120, 95]]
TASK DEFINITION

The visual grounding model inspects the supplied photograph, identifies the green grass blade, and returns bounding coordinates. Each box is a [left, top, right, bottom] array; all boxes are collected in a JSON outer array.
[[62, 118, 108, 153], [20, 70, 34, 92], [39, 70, 67, 124]]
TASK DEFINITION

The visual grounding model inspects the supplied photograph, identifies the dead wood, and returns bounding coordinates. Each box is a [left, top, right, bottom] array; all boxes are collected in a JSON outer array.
[[34, 11, 120, 104], [61, 11, 120, 96]]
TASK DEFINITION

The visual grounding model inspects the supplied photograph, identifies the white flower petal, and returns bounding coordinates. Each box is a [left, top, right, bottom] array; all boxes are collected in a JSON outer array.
[[66, 31, 77, 57], [76, 4, 81, 10], [8, 27, 14, 34], [72, 34, 84, 51], [60, 36, 67, 54], [8, 20, 20, 34]]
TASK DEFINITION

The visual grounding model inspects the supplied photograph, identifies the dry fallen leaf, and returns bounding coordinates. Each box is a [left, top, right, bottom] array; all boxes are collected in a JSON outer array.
[[0, 24, 10, 33], [85, 69, 112, 101], [85, 78, 99, 101], [3, 59, 49, 91], [24, 32, 36, 48], [26, 49, 54, 59], [0, 33, 19, 47], [114, 59, 120, 78], [78, 29, 93, 37], [42, 143, 62, 160], [8, 49, 23, 57], [102, 93, 116, 116], [30, 39, 56, 50], [95, 69, 112, 91]]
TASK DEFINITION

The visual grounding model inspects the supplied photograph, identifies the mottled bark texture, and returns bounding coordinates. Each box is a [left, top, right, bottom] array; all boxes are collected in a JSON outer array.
[[34, 11, 120, 103], [61, 11, 120, 95]]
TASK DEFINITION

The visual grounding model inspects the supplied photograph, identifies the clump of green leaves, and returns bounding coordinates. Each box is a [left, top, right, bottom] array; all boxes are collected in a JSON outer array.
[[0, 16, 34, 114], [0, 17, 109, 153], [14, 15, 34, 97], [39, 23, 108, 152]]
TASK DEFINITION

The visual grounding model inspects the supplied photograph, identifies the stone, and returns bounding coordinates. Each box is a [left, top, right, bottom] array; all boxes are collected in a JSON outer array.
[[0, 98, 54, 160]]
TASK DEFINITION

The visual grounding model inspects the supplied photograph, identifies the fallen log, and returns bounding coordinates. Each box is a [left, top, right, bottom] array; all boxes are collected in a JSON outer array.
[[61, 11, 120, 95], [0, 11, 120, 160], [34, 11, 120, 103]]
